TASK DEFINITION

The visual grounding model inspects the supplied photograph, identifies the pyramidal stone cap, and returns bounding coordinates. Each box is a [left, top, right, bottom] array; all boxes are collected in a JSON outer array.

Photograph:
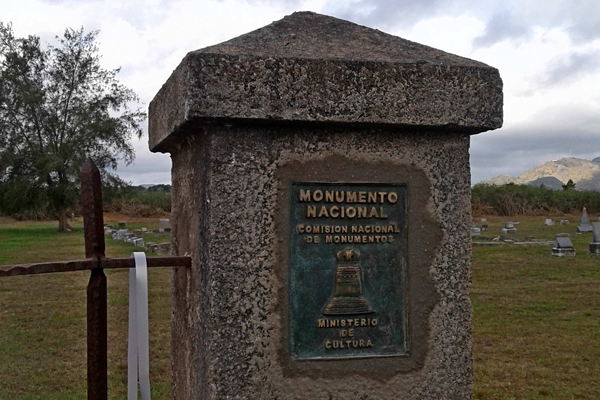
[[149, 11, 503, 152]]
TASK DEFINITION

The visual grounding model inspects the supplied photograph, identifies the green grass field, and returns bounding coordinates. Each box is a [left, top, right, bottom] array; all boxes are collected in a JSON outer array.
[[471, 215, 600, 399], [1, 214, 599, 399], [0, 216, 172, 400]]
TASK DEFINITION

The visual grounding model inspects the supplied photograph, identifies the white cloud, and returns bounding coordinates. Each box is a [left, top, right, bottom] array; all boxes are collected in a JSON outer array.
[[388, 14, 485, 58], [3, 0, 600, 185]]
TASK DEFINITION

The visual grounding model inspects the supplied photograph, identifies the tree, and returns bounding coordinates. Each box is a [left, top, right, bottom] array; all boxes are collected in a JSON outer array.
[[0, 23, 145, 230], [562, 179, 576, 191]]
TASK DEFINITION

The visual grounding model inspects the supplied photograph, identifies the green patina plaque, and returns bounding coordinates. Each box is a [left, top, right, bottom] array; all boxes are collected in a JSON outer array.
[[289, 182, 408, 360]]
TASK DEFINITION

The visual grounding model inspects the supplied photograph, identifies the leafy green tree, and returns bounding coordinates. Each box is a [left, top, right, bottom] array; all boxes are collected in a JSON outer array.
[[562, 179, 576, 191], [0, 23, 145, 230]]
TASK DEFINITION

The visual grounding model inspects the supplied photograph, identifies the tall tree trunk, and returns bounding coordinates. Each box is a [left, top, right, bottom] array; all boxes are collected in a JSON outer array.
[[57, 205, 72, 231]]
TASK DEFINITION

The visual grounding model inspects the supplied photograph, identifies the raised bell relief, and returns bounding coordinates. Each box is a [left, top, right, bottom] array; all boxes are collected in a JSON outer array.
[[323, 249, 374, 315]]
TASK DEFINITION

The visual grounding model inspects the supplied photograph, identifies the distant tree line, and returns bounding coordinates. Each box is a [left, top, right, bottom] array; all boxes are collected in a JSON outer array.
[[7, 179, 600, 219], [0, 183, 170, 220], [101, 183, 171, 217], [472, 183, 600, 216]]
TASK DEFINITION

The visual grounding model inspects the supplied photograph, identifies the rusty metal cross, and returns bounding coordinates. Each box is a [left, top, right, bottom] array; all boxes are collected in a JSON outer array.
[[0, 159, 191, 400]]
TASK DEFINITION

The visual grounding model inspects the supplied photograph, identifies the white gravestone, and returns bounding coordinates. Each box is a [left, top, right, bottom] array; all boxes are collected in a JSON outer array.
[[158, 218, 171, 233], [577, 207, 593, 233]]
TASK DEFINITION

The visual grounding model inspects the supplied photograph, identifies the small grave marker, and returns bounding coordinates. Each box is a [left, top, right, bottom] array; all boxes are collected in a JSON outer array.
[[502, 221, 517, 234], [577, 207, 593, 233], [589, 222, 600, 254], [552, 236, 576, 256], [158, 218, 171, 233]]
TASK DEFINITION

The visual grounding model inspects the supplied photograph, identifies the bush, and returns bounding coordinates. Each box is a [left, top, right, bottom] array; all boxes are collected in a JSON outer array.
[[104, 186, 171, 217], [472, 183, 600, 216]]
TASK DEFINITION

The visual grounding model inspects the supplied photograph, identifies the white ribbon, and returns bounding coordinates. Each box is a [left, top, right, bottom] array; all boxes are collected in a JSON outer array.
[[128, 252, 151, 400]]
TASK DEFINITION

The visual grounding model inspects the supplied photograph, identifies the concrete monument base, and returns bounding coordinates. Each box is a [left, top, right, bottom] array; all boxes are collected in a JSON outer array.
[[552, 248, 576, 257], [577, 225, 593, 233], [589, 243, 600, 254], [149, 11, 502, 400]]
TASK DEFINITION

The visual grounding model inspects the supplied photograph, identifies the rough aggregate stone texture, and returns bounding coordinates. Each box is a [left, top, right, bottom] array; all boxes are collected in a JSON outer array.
[[153, 11, 504, 400], [148, 11, 503, 152], [168, 124, 474, 399]]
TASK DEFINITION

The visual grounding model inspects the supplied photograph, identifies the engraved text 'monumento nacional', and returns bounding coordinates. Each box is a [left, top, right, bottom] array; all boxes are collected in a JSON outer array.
[[289, 183, 408, 360]]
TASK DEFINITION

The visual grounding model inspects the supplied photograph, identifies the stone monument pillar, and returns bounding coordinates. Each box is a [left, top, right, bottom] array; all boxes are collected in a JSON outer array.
[[149, 12, 502, 400]]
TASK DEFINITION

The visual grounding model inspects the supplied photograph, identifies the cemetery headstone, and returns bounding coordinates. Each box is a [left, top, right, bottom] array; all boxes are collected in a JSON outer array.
[[481, 224, 489, 231], [544, 218, 554, 226], [158, 218, 171, 233], [118, 221, 126, 228], [552, 235, 576, 256], [502, 221, 517, 234], [471, 224, 481, 236], [155, 243, 171, 255], [577, 207, 593, 233], [145, 243, 158, 253], [560, 219, 569, 225], [148, 11, 502, 399], [589, 222, 600, 254], [116, 229, 129, 240]]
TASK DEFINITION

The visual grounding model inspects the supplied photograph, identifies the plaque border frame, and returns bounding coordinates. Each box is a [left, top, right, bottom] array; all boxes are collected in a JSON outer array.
[[288, 181, 409, 361]]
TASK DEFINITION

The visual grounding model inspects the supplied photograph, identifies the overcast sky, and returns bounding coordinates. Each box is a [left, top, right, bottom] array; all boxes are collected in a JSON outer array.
[[3, 0, 599, 184]]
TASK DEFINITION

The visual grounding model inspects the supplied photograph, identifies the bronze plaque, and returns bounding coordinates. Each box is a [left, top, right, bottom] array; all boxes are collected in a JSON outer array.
[[289, 183, 408, 360]]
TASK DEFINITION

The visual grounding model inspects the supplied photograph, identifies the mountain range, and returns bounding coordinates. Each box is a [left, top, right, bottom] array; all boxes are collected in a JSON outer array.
[[478, 157, 600, 190]]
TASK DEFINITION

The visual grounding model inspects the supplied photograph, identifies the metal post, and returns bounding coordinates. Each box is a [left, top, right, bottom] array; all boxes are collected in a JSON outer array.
[[81, 159, 107, 400], [87, 268, 107, 400]]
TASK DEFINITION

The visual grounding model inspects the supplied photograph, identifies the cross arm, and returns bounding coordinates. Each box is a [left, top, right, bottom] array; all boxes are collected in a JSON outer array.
[[0, 256, 192, 277]]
